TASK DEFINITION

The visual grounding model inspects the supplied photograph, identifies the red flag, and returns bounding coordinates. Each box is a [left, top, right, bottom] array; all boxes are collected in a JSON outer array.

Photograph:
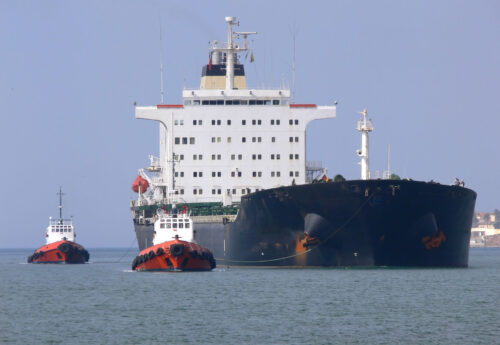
[[209, 55, 212, 71]]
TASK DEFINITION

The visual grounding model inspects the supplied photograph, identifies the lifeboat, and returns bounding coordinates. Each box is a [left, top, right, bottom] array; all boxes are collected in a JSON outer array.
[[132, 206, 215, 272], [28, 188, 89, 264]]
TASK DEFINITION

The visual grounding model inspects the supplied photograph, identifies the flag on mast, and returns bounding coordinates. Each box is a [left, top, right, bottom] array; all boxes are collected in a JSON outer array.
[[250, 50, 254, 63], [209, 53, 212, 70]]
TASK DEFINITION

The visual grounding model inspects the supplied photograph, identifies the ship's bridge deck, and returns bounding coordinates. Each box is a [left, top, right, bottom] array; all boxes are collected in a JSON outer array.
[[182, 88, 290, 100]]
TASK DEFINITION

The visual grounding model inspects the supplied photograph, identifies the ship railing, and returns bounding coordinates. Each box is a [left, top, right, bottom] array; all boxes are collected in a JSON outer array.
[[306, 161, 327, 183], [49, 219, 73, 226], [191, 214, 237, 224], [147, 155, 162, 172]]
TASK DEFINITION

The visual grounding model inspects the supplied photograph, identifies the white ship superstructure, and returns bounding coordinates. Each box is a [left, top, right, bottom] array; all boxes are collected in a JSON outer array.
[[134, 17, 336, 207]]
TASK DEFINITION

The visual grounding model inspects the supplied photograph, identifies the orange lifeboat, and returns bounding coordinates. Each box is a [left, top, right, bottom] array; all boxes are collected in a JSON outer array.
[[132, 175, 149, 193], [132, 206, 215, 272]]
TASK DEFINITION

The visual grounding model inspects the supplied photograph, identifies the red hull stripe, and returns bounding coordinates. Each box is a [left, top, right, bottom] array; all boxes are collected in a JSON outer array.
[[290, 104, 317, 108], [157, 104, 184, 108]]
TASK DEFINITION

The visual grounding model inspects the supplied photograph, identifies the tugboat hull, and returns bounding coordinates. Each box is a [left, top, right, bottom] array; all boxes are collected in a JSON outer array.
[[132, 239, 215, 272], [28, 240, 89, 264]]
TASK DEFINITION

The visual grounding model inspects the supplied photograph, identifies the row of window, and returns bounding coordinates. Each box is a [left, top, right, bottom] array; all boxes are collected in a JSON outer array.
[[174, 137, 195, 145], [174, 188, 265, 196], [51, 228, 71, 233], [184, 99, 288, 106], [176, 152, 300, 161], [176, 171, 301, 178], [188, 119, 299, 126]]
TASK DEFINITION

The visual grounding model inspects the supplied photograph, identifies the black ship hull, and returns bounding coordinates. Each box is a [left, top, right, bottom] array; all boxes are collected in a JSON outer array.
[[133, 180, 476, 267]]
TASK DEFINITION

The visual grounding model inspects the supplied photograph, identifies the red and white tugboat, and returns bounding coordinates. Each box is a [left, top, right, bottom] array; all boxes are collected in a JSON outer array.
[[132, 205, 215, 272], [28, 188, 89, 264]]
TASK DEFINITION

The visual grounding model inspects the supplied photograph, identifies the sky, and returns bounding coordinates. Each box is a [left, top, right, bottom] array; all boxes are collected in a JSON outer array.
[[1, 0, 499, 248]]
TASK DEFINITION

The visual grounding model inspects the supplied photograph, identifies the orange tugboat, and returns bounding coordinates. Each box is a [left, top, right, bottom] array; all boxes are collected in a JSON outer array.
[[132, 205, 215, 272], [27, 188, 89, 264]]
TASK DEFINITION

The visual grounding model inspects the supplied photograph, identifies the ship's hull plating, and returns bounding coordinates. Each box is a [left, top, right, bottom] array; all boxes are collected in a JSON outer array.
[[133, 180, 476, 267]]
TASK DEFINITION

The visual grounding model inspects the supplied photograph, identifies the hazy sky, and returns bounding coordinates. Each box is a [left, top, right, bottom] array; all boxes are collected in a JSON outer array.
[[1, 0, 499, 248]]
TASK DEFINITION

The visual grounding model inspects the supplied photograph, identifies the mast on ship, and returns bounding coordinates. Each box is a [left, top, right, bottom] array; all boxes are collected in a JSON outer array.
[[57, 187, 64, 219], [210, 17, 256, 90], [356, 109, 373, 180]]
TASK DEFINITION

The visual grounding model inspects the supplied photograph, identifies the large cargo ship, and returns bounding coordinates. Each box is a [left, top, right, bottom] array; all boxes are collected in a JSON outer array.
[[131, 17, 476, 267]]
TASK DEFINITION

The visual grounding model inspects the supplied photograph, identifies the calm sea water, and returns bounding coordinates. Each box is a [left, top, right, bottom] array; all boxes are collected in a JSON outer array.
[[0, 248, 498, 345]]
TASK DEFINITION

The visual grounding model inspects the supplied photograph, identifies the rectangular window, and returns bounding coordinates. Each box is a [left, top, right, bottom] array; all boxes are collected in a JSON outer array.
[[295, 154, 299, 159], [238, 154, 242, 160], [295, 137, 299, 142], [295, 171, 299, 177], [180, 189, 184, 195], [175, 120, 179, 126], [175, 137, 180, 144], [193, 189, 198, 195], [238, 171, 242, 177], [217, 172, 221, 177], [271, 154, 275, 160], [212, 189, 216, 195], [193, 172, 198, 177], [217, 100, 224, 105], [289, 137, 293, 143], [289, 154, 293, 160], [258, 154, 262, 159], [199, 120, 203, 125], [258, 137, 262, 143], [289, 119, 293, 125], [271, 171, 275, 177], [212, 137, 216, 143], [271, 120, 275, 125], [271, 137, 276, 143], [252, 171, 256, 177], [277, 120, 280, 125], [212, 120, 216, 125], [231, 154, 235, 160], [295, 119, 299, 125], [218, 189, 221, 195], [273, 100, 280, 105], [217, 137, 221, 143], [180, 120, 184, 125], [277, 171, 281, 177], [252, 119, 256, 125], [217, 154, 221, 160], [212, 172, 216, 177], [193, 120, 197, 125], [190, 137, 195, 144], [212, 154, 216, 160], [242, 120, 246, 125], [240, 100, 248, 105], [252, 154, 256, 160], [193, 155, 197, 160], [227, 137, 232, 143], [180, 155, 184, 160], [217, 120, 221, 125], [198, 155, 203, 160], [252, 137, 256, 143], [193, 100, 200, 105], [290, 171, 293, 177], [231, 171, 235, 177], [180, 172, 184, 177], [182, 137, 188, 144], [242, 137, 246, 143], [258, 120, 262, 125], [232, 189, 236, 194], [199, 189, 203, 195], [277, 154, 280, 160]]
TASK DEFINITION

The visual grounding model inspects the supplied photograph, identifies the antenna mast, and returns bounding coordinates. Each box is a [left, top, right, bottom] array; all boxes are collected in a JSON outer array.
[[57, 187, 65, 219], [356, 109, 374, 180], [291, 26, 298, 103], [160, 21, 165, 104]]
